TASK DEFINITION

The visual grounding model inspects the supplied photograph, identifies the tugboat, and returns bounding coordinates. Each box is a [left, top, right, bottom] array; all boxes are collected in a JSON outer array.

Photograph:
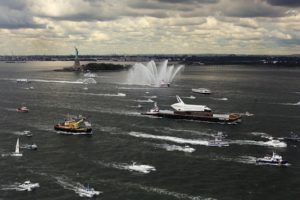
[[207, 132, 229, 147], [256, 152, 289, 166], [76, 185, 101, 198], [54, 115, 92, 135], [17, 181, 40, 191], [16, 106, 29, 113], [142, 96, 241, 124], [192, 88, 211, 94]]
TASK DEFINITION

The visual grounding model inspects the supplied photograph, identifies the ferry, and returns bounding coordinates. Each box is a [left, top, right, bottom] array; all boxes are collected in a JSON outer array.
[[54, 115, 92, 135], [256, 152, 289, 166], [142, 96, 241, 124]]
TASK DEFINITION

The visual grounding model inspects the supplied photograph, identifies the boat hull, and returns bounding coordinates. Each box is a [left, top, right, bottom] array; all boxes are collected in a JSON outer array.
[[54, 125, 92, 134], [141, 111, 241, 124], [256, 159, 289, 166]]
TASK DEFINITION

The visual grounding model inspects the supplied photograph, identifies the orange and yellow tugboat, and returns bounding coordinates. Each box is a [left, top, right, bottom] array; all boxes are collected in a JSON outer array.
[[54, 115, 92, 135]]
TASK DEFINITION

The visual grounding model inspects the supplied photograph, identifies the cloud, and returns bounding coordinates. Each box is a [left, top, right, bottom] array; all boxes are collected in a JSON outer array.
[[266, 0, 300, 7], [0, 0, 45, 29]]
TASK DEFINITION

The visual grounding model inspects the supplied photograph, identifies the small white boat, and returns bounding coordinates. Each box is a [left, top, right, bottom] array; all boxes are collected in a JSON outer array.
[[22, 144, 38, 150], [11, 138, 22, 157], [17, 181, 39, 191], [83, 87, 88, 90], [76, 185, 101, 198], [16, 79, 31, 83], [256, 152, 289, 166], [83, 72, 96, 78], [16, 106, 29, 113], [207, 132, 229, 147], [192, 88, 211, 94], [128, 162, 156, 174]]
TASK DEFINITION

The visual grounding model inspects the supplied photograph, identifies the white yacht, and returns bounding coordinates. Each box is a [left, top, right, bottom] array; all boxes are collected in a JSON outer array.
[[256, 152, 289, 166], [22, 144, 38, 150], [192, 88, 211, 94], [76, 185, 101, 198], [17, 181, 39, 191], [11, 138, 22, 157]]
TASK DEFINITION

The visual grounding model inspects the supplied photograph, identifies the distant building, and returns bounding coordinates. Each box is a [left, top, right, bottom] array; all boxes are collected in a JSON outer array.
[[73, 47, 81, 70]]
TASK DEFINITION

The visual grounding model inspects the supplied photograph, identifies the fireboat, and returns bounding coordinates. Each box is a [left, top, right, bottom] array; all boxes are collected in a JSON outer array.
[[142, 96, 241, 124], [54, 115, 92, 135]]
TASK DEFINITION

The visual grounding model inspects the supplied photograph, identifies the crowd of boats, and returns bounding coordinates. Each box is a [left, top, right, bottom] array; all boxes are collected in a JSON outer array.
[[4, 80, 298, 197]]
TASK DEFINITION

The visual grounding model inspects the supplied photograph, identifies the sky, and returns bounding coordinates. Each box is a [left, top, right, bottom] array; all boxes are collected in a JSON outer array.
[[0, 0, 300, 55]]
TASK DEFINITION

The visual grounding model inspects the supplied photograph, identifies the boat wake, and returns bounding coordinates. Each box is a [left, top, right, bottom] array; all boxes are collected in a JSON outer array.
[[83, 92, 126, 97], [95, 160, 156, 174], [211, 97, 228, 101], [128, 132, 209, 146], [280, 101, 300, 106], [11, 78, 97, 84], [0, 182, 27, 191], [54, 176, 101, 196], [182, 96, 196, 99], [152, 143, 195, 153], [134, 99, 154, 103], [229, 139, 287, 148]]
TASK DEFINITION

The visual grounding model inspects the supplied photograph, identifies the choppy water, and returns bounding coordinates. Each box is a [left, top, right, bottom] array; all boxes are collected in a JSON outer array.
[[0, 61, 300, 200]]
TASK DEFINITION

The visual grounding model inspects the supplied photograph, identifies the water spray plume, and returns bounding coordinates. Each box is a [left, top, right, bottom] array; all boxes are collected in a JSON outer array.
[[127, 60, 184, 87]]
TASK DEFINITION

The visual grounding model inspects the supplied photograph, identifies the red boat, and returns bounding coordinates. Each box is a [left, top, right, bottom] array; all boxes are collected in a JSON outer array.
[[17, 106, 29, 113]]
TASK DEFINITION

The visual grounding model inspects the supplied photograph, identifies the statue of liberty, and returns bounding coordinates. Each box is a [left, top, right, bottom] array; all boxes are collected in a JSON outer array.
[[73, 46, 81, 70]]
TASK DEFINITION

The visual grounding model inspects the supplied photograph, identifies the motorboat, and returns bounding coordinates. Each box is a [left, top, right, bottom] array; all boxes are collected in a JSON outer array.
[[83, 72, 96, 78], [76, 185, 101, 198], [23, 130, 33, 137], [17, 181, 39, 191], [207, 132, 229, 147], [16, 79, 31, 83], [256, 152, 289, 166], [16, 106, 29, 113], [283, 132, 300, 142], [128, 162, 156, 174], [21, 144, 38, 150], [192, 88, 211, 94], [11, 138, 22, 157], [142, 96, 241, 124], [54, 115, 92, 135]]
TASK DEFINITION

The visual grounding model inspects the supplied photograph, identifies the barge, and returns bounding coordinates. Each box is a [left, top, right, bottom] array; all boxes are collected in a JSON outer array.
[[142, 96, 241, 124]]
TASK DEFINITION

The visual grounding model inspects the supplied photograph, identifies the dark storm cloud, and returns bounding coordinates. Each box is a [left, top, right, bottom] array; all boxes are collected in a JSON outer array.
[[157, 0, 219, 3], [0, 1, 45, 29], [266, 0, 300, 7]]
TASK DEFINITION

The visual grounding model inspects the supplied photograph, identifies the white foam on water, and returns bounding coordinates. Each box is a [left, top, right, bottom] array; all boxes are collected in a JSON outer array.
[[143, 95, 157, 99], [161, 127, 212, 137], [211, 97, 228, 101], [82, 92, 126, 97], [12, 130, 31, 136], [95, 161, 156, 174], [128, 132, 209, 146], [182, 96, 196, 99], [279, 101, 300, 106], [153, 143, 195, 153], [134, 99, 154, 103], [0, 183, 26, 191], [229, 139, 287, 148], [250, 132, 271, 137], [133, 183, 214, 200]]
